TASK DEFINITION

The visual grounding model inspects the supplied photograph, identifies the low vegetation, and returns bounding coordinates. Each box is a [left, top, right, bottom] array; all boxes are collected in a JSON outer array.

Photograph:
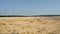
[[0, 16, 60, 34]]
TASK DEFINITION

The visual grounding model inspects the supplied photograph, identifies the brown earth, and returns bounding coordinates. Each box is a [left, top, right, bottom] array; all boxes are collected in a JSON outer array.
[[0, 16, 60, 34]]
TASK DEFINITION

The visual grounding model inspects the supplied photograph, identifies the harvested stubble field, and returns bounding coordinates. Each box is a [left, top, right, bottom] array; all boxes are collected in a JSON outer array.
[[0, 16, 60, 34]]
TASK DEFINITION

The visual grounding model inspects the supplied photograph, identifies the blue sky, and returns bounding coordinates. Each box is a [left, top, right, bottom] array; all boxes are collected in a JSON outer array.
[[0, 0, 60, 15]]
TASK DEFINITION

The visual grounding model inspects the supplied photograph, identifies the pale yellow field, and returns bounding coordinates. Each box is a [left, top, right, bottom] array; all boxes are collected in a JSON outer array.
[[0, 17, 60, 34]]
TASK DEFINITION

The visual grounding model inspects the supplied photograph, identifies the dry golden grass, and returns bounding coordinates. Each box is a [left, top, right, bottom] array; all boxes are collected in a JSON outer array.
[[0, 17, 60, 34]]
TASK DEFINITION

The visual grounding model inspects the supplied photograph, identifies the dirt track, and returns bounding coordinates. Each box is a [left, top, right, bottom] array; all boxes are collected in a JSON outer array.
[[0, 17, 60, 34]]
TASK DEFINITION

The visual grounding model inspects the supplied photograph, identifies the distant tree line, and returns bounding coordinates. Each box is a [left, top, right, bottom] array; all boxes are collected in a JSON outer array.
[[0, 15, 25, 17], [0, 15, 60, 17], [29, 15, 60, 17]]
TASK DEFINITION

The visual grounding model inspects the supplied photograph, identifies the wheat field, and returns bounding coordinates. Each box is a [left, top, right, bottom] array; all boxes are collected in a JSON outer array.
[[0, 16, 60, 34]]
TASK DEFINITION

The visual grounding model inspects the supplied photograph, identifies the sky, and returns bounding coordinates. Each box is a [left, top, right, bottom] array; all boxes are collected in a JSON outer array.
[[0, 0, 60, 15]]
